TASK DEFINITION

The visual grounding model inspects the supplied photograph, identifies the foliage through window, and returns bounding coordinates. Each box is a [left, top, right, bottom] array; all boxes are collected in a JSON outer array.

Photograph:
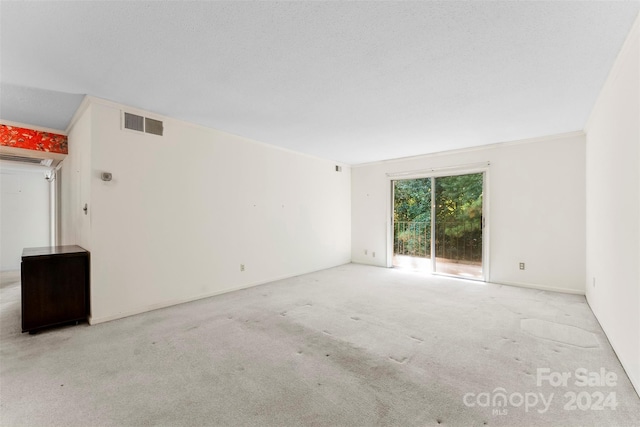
[[393, 173, 483, 263]]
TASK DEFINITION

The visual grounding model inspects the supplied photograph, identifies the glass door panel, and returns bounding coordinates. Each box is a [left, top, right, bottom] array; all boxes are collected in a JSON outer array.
[[434, 173, 484, 279], [392, 178, 432, 270]]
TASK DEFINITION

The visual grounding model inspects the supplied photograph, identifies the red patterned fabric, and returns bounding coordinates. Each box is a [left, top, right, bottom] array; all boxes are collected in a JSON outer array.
[[0, 125, 68, 154]]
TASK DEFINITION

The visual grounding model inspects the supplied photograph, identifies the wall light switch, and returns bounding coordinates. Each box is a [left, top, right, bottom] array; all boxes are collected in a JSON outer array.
[[519, 262, 525, 270]]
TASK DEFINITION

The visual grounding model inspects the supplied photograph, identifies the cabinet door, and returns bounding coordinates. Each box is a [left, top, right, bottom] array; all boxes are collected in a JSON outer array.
[[22, 255, 87, 331]]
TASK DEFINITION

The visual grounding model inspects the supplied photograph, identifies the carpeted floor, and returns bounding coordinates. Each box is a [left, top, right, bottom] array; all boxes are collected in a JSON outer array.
[[1, 264, 638, 426]]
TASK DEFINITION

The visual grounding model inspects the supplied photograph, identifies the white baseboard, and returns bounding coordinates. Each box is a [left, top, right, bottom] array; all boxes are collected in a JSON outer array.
[[89, 281, 263, 325], [351, 259, 388, 268], [616, 347, 640, 399], [491, 280, 585, 295], [585, 299, 640, 399]]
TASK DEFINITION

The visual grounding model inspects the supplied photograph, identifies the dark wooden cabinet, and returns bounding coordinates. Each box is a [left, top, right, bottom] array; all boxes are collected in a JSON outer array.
[[21, 246, 90, 333]]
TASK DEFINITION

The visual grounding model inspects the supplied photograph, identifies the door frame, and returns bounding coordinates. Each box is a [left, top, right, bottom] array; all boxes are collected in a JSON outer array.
[[386, 162, 491, 282]]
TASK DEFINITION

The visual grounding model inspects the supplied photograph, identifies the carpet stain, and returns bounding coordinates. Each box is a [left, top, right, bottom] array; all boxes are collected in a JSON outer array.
[[374, 397, 390, 421], [521, 318, 600, 348], [350, 316, 361, 321], [389, 355, 408, 364]]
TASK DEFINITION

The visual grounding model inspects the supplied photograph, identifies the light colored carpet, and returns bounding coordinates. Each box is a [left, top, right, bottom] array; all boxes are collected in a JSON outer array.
[[1, 264, 638, 426]]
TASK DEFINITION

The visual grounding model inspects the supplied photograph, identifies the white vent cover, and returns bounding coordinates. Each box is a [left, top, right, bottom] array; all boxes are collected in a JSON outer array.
[[122, 111, 163, 136], [0, 154, 53, 166]]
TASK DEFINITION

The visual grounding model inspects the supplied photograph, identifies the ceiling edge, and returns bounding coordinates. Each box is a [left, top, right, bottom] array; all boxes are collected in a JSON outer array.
[[584, 11, 640, 133], [351, 130, 586, 169]]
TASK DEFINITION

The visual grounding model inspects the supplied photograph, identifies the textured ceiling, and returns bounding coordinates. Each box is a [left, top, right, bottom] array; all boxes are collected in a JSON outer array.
[[1, 1, 638, 164]]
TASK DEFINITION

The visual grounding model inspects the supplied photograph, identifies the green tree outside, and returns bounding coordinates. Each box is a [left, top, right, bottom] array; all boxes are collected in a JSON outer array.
[[394, 173, 483, 262]]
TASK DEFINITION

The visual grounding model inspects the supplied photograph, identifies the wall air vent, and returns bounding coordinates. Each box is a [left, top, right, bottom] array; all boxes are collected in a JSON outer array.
[[145, 117, 163, 136], [124, 112, 144, 132], [0, 154, 54, 166], [123, 111, 163, 136]]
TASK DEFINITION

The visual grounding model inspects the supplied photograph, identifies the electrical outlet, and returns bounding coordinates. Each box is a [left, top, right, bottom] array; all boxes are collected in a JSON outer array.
[[372, 252, 376, 258], [240, 264, 245, 272], [364, 249, 368, 255], [519, 262, 525, 270]]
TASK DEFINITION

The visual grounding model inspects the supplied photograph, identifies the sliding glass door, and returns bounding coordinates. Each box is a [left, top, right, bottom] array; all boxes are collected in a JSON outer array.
[[392, 172, 485, 280]]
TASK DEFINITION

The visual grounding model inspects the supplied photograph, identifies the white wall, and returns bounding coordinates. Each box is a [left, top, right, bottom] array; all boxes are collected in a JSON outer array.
[[0, 164, 51, 270], [60, 103, 92, 249], [64, 98, 351, 323], [352, 132, 586, 294], [585, 15, 639, 394]]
